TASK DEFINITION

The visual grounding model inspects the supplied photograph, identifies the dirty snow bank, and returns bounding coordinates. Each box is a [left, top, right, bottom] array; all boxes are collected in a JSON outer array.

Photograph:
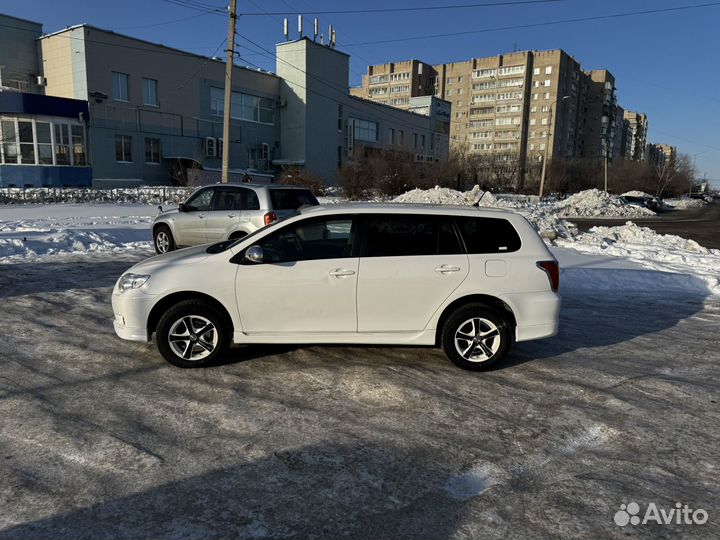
[[556, 222, 720, 294], [665, 197, 707, 209], [555, 189, 654, 217]]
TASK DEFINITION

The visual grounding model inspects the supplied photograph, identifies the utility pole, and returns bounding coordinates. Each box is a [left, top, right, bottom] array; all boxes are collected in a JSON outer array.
[[221, 0, 238, 183], [538, 104, 552, 199], [539, 96, 569, 199]]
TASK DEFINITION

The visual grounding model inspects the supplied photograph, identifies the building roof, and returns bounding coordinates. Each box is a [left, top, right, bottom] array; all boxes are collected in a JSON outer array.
[[0, 12, 43, 27], [38, 23, 279, 78]]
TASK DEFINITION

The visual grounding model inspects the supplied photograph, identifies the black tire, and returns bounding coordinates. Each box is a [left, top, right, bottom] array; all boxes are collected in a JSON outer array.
[[440, 304, 512, 371], [154, 225, 176, 254], [155, 300, 231, 368]]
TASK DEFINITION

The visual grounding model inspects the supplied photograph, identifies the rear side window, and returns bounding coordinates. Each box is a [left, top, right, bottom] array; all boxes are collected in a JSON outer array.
[[363, 215, 463, 257], [269, 189, 319, 210], [455, 217, 521, 253]]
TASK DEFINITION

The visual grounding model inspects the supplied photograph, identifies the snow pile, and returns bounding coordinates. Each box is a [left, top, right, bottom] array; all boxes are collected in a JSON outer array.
[[621, 190, 654, 198], [557, 222, 720, 294], [555, 189, 655, 218], [0, 229, 151, 261], [391, 185, 497, 206], [665, 197, 707, 210]]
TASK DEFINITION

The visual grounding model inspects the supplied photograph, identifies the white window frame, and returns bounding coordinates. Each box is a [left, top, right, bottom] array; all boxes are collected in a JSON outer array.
[[143, 78, 159, 107], [112, 72, 129, 102]]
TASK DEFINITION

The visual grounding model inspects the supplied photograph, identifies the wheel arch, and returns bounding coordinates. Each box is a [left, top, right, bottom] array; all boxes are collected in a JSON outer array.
[[434, 294, 517, 346], [147, 291, 234, 338], [228, 229, 249, 240], [153, 221, 173, 237]]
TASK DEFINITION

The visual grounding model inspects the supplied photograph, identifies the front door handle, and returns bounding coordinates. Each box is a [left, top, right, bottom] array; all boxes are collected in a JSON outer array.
[[435, 264, 461, 274], [329, 268, 356, 278], [198, 214, 205, 219], [227, 214, 237, 218]]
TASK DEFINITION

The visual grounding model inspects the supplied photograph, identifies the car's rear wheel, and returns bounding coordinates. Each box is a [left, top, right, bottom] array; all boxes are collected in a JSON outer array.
[[441, 304, 512, 371], [154, 225, 176, 254], [156, 300, 231, 367]]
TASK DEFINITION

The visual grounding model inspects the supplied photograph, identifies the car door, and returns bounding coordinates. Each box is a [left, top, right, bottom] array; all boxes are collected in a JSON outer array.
[[235, 215, 359, 334], [174, 187, 214, 246], [205, 187, 259, 242], [356, 214, 469, 333]]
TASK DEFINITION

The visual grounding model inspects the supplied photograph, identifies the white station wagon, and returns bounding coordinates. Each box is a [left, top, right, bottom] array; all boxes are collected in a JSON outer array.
[[113, 204, 560, 370]]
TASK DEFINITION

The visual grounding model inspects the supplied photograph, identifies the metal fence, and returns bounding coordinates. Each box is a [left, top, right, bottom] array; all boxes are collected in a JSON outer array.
[[0, 186, 194, 205]]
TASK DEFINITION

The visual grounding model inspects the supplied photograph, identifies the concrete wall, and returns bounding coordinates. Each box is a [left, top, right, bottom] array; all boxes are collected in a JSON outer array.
[[40, 26, 281, 185], [0, 14, 42, 93]]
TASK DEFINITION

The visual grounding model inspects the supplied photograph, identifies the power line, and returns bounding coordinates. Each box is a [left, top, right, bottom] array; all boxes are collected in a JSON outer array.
[[160, 0, 226, 15], [239, 0, 565, 16], [344, 1, 720, 45], [113, 11, 216, 30]]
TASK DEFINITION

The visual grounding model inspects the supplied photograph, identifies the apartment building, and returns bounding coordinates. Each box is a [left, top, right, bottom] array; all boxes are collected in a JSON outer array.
[[580, 70, 619, 161], [646, 143, 676, 170], [622, 110, 648, 161], [353, 49, 623, 186]]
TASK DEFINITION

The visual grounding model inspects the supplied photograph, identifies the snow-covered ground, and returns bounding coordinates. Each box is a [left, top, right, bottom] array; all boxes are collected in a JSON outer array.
[[0, 204, 155, 261]]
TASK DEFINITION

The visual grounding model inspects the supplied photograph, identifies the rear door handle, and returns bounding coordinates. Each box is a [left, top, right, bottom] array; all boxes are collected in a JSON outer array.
[[435, 264, 461, 274], [329, 268, 356, 278], [198, 214, 205, 219], [227, 214, 237, 218]]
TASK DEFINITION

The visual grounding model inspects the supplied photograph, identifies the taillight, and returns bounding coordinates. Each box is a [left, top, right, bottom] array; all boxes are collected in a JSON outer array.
[[264, 211, 277, 226], [537, 260, 559, 291]]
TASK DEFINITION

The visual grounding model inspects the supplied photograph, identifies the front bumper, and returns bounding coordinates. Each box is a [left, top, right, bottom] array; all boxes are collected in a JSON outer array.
[[111, 290, 158, 342]]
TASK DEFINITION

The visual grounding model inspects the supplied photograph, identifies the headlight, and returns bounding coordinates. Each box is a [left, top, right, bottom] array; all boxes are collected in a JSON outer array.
[[118, 273, 150, 293]]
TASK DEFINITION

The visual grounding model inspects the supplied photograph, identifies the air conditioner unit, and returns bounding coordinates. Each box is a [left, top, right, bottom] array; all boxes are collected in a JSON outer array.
[[36, 75, 47, 86], [204, 137, 217, 157], [217, 138, 223, 158], [261, 142, 269, 161]]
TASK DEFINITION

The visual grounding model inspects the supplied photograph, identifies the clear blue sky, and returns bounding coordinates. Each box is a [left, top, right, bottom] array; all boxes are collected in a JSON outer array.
[[5, 0, 719, 179]]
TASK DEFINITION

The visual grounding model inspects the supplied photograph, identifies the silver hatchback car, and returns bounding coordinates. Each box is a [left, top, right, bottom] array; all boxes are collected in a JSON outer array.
[[152, 184, 318, 254]]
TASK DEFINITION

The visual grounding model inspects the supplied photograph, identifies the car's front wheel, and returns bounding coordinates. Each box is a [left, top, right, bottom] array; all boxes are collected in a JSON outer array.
[[155, 300, 231, 367], [441, 304, 512, 371], [154, 225, 176, 254]]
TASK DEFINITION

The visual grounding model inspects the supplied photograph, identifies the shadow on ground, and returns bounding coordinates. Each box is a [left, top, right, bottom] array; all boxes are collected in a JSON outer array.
[[0, 442, 465, 540]]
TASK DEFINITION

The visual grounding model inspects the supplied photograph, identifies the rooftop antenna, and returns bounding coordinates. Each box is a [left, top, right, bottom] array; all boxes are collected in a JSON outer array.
[[320, 33, 324, 45], [313, 17, 318, 42], [331, 29, 336, 48], [328, 24, 332, 47], [283, 18, 288, 41], [298, 14, 303, 38]]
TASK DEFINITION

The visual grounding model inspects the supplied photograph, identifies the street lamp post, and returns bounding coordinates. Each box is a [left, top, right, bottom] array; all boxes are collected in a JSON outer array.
[[538, 95, 570, 199]]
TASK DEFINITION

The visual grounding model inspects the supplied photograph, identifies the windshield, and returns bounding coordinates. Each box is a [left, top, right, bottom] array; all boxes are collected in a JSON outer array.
[[205, 212, 299, 254]]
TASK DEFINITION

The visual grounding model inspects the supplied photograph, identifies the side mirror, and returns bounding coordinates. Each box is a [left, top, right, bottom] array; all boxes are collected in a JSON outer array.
[[245, 245, 264, 264], [178, 203, 186, 212]]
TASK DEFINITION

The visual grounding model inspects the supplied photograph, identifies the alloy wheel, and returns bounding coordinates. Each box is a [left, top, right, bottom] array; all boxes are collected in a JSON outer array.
[[167, 315, 218, 361], [454, 317, 501, 362]]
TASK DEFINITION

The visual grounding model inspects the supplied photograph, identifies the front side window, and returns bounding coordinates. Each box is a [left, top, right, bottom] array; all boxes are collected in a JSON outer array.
[[112, 72, 129, 101], [115, 135, 132, 162], [185, 188, 214, 212], [363, 215, 462, 257], [213, 188, 260, 211], [145, 137, 161, 164], [455, 217, 521, 253], [143, 78, 158, 106], [254, 217, 355, 263]]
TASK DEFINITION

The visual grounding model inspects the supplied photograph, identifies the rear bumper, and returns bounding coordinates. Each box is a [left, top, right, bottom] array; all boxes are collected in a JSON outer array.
[[500, 291, 561, 343]]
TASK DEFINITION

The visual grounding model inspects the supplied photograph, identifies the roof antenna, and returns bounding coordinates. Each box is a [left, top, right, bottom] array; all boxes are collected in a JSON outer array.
[[283, 18, 288, 41]]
